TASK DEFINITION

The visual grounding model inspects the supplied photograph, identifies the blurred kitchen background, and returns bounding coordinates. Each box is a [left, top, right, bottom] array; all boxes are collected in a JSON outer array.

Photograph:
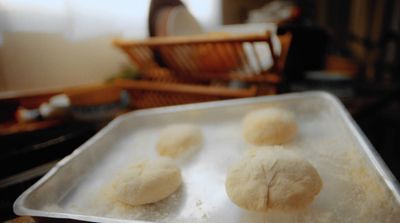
[[0, 0, 399, 221]]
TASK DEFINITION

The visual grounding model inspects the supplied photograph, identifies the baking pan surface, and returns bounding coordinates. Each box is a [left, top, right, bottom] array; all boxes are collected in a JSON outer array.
[[14, 91, 400, 222]]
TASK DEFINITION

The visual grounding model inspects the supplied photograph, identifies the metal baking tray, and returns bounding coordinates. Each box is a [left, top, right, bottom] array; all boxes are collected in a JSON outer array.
[[14, 91, 400, 222]]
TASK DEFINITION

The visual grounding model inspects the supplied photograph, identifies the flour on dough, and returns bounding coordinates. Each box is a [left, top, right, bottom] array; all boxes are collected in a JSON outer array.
[[157, 124, 203, 158], [113, 158, 182, 206], [242, 108, 297, 145], [225, 149, 322, 212]]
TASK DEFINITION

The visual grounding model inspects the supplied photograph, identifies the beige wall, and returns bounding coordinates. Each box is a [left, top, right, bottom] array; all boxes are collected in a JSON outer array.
[[0, 32, 130, 92]]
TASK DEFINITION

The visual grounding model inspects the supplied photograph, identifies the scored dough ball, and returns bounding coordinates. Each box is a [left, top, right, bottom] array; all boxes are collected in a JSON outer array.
[[113, 158, 182, 206], [225, 149, 322, 212], [157, 124, 203, 158], [242, 108, 297, 145]]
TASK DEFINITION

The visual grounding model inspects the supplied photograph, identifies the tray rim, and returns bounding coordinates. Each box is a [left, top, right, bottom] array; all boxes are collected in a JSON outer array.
[[13, 91, 400, 222]]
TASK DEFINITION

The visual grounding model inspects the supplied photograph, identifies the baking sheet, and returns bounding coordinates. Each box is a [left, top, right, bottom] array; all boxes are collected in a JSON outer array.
[[14, 91, 400, 222]]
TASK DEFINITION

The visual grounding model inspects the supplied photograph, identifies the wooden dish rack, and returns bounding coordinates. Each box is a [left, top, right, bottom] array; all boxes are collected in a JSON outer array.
[[113, 32, 292, 109]]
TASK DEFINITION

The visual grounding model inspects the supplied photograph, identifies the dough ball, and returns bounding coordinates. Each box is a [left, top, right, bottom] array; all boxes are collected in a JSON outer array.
[[242, 108, 297, 145], [157, 124, 203, 157], [113, 158, 182, 206], [246, 145, 284, 153], [225, 149, 322, 212]]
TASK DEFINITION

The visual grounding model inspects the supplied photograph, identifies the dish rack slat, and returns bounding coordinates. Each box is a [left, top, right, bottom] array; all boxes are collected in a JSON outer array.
[[113, 32, 291, 109]]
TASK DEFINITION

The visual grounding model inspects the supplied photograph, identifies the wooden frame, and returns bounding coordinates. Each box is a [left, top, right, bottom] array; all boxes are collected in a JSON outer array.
[[114, 32, 292, 84], [114, 78, 257, 109]]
